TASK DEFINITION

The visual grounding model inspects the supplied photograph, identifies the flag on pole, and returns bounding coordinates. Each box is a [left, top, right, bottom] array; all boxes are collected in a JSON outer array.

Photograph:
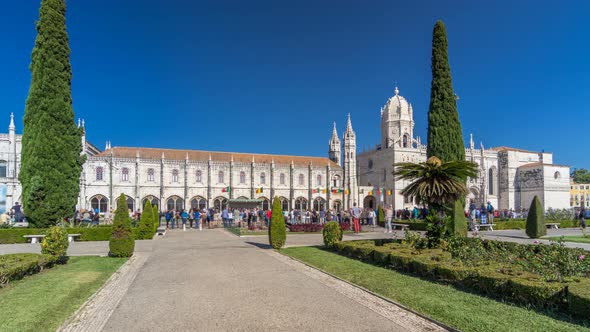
[[332, 188, 342, 194], [368, 191, 373, 196], [377, 189, 381, 195], [312, 189, 318, 194], [256, 187, 263, 194], [345, 189, 349, 195], [321, 189, 327, 194], [221, 186, 231, 193], [387, 190, 392, 196]]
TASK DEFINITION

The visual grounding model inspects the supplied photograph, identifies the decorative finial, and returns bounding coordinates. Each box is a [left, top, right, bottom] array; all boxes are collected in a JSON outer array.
[[470, 133, 475, 150], [81, 119, 85, 127], [394, 86, 399, 96], [9, 113, 15, 130], [77, 118, 81, 128]]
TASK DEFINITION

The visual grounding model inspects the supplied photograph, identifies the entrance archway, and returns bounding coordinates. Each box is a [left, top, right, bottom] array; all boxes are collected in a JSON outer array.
[[295, 197, 307, 211], [190, 196, 207, 210], [166, 195, 184, 211], [141, 195, 159, 209], [313, 197, 326, 211], [213, 196, 228, 212], [332, 200, 342, 212], [363, 195, 376, 209], [90, 195, 108, 213]]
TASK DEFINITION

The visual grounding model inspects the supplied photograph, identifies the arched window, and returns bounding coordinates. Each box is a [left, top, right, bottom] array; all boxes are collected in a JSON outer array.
[[147, 168, 155, 182], [172, 169, 179, 183], [554, 171, 561, 180], [0, 160, 6, 177], [166, 196, 184, 211], [240, 171, 246, 184], [313, 197, 326, 211], [333, 200, 342, 212], [95, 166, 103, 181], [141, 196, 159, 209], [121, 168, 129, 182], [190, 196, 207, 210], [298, 174, 305, 186], [316, 175, 322, 186], [196, 170, 202, 183], [295, 197, 308, 210], [333, 175, 341, 187], [90, 195, 108, 213], [488, 168, 494, 195], [280, 173, 286, 185], [116, 195, 134, 212], [213, 197, 228, 212], [402, 135, 409, 148], [279, 197, 289, 211], [218, 171, 224, 184], [260, 172, 266, 185], [260, 197, 270, 211]]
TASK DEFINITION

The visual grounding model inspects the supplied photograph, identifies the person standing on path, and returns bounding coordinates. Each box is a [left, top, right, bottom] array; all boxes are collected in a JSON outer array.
[[384, 205, 393, 233], [181, 209, 189, 231], [580, 208, 587, 229], [350, 203, 362, 234], [221, 208, 229, 228]]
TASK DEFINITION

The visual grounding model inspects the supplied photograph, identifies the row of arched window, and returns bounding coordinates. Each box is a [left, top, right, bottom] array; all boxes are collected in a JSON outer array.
[[95, 167, 341, 187], [89, 194, 343, 213]]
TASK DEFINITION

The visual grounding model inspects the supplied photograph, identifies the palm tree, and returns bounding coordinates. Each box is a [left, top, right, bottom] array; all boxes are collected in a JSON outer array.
[[393, 156, 478, 213]]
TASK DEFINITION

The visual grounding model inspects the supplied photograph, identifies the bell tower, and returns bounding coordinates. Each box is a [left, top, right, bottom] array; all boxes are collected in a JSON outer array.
[[328, 122, 341, 166], [343, 114, 358, 210]]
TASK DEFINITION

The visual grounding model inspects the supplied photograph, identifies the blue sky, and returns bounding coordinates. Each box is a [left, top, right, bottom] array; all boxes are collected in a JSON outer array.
[[1, 0, 587, 168]]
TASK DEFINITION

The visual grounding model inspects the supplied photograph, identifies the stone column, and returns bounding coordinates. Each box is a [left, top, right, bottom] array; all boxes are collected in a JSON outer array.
[[207, 157, 212, 208], [229, 159, 234, 199], [250, 159, 255, 199], [308, 163, 313, 211], [326, 165, 331, 211], [135, 152, 140, 211], [160, 154, 165, 210], [289, 162, 294, 210]]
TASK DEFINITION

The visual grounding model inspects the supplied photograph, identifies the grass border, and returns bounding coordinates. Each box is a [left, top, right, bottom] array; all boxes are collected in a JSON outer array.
[[279, 246, 458, 332]]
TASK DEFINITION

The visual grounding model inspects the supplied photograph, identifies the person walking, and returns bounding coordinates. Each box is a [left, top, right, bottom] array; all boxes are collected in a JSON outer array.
[[384, 204, 393, 233], [351, 203, 362, 234], [221, 208, 229, 228], [580, 208, 587, 229], [367, 208, 375, 226], [181, 209, 189, 231], [165, 210, 172, 229]]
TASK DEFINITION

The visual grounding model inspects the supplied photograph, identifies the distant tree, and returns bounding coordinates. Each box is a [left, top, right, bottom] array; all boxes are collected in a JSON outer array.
[[572, 169, 590, 184], [427, 20, 465, 163], [19, 0, 83, 227]]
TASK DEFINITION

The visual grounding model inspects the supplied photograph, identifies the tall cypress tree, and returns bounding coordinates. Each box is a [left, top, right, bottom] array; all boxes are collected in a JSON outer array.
[[20, 0, 83, 227], [426, 20, 465, 163]]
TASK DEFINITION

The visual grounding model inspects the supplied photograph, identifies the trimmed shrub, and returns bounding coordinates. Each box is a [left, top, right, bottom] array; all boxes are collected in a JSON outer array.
[[377, 206, 385, 227], [448, 199, 467, 237], [526, 196, 546, 239], [40, 226, 69, 259], [322, 222, 342, 248], [109, 194, 135, 257], [268, 197, 286, 249], [0, 253, 59, 286], [137, 201, 154, 240], [333, 239, 590, 317]]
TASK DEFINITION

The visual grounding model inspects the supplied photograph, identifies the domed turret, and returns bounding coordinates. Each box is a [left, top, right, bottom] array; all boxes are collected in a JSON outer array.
[[381, 85, 415, 149]]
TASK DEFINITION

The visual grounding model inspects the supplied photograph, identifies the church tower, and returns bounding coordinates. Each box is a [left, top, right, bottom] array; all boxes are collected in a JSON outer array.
[[343, 114, 358, 210], [328, 122, 341, 166], [381, 86, 415, 149]]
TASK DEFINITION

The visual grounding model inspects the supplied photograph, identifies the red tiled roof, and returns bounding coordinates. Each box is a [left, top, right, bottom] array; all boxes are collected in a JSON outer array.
[[93, 147, 341, 168]]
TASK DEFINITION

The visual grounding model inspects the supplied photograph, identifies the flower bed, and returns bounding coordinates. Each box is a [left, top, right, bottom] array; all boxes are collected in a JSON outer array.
[[0, 253, 59, 286], [289, 224, 324, 232], [0, 227, 151, 244], [331, 238, 590, 318]]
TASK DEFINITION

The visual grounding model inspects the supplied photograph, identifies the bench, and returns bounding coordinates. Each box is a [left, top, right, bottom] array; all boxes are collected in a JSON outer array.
[[475, 224, 495, 231], [23, 235, 45, 243], [546, 223, 560, 229], [391, 223, 410, 231], [67, 234, 81, 242], [156, 226, 166, 236]]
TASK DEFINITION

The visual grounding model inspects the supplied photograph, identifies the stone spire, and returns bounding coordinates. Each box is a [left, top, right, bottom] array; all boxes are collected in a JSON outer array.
[[470, 133, 475, 150], [343, 114, 357, 210], [9, 113, 15, 132], [346, 113, 354, 134], [329, 122, 341, 166]]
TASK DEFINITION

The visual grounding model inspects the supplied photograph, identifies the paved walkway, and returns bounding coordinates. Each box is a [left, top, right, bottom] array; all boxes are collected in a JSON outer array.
[[99, 229, 418, 331]]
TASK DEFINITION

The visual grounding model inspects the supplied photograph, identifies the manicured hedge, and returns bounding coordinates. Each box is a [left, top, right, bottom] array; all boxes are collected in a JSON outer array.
[[0, 227, 151, 244], [386, 219, 579, 231], [0, 253, 59, 286], [331, 240, 590, 318]]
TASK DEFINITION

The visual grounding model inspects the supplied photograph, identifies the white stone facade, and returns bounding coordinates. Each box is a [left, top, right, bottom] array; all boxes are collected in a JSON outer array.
[[355, 86, 570, 212], [0, 86, 571, 214]]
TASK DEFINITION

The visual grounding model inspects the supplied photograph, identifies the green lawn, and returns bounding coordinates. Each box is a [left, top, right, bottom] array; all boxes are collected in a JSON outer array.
[[281, 246, 589, 332], [547, 236, 590, 244], [0, 256, 127, 332]]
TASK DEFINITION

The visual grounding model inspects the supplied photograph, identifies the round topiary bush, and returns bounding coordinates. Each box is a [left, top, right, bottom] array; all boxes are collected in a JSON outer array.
[[109, 194, 135, 257], [41, 226, 69, 261], [323, 221, 342, 248]]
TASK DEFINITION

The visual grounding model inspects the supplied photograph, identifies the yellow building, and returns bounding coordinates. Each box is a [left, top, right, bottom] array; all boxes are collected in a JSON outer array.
[[570, 181, 590, 207]]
